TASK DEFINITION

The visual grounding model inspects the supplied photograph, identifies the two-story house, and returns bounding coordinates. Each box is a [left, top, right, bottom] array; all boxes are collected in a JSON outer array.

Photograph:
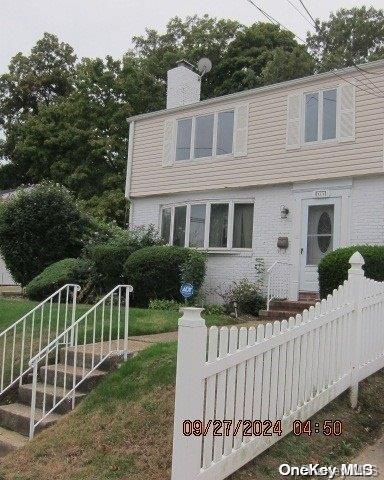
[[125, 59, 384, 303]]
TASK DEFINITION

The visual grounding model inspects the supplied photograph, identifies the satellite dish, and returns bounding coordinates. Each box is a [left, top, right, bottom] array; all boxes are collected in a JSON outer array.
[[197, 57, 212, 75]]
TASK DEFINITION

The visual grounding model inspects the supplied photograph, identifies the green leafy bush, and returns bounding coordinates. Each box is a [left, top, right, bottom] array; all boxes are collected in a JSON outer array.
[[25, 258, 94, 300], [87, 225, 163, 290], [224, 278, 266, 315], [203, 304, 225, 315], [318, 245, 384, 298], [0, 183, 99, 285], [148, 299, 181, 311], [124, 245, 206, 307]]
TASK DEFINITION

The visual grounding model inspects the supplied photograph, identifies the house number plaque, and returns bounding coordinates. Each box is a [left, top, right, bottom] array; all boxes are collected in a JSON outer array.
[[315, 190, 329, 198]]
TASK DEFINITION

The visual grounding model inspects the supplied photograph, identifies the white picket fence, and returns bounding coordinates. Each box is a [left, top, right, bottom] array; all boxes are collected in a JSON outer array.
[[171, 252, 384, 480]]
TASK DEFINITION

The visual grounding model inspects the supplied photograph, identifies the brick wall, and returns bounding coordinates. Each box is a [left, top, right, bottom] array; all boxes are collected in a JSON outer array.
[[131, 184, 293, 302]]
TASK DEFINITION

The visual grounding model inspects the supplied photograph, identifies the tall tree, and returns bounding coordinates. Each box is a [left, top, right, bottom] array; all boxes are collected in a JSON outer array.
[[213, 23, 314, 95], [0, 33, 76, 125], [307, 7, 384, 71]]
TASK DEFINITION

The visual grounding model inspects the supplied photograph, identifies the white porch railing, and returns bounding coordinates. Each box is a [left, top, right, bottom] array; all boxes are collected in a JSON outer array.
[[0, 284, 80, 396], [171, 252, 384, 480], [28, 284, 133, 439], [266, 261, 292, 310]]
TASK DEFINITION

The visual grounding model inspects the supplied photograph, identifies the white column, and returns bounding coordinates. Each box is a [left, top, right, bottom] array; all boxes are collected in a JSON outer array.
[[171, 308, 207, 480], [347, 251, 365, 408]]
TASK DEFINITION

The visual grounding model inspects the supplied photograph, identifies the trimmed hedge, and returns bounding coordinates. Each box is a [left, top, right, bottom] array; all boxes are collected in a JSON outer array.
[[318, 245, 384, 298], [0, 183, 98, 285], [124, 245, 206, 307], [87, 226, 164, 290], [25, 258, 94, 300]]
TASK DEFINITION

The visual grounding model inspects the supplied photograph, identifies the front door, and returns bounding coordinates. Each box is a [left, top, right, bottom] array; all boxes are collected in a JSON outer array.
[[300, 198, 341, 292]]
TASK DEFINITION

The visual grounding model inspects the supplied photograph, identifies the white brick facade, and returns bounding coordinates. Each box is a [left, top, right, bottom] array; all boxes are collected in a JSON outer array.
[[130, 174, 384, 303]]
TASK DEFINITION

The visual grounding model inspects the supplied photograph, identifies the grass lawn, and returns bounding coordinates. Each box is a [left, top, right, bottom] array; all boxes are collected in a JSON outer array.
[[0, 297, 234, 392], [0, 297, 234, 336], [0, 343, 383, 480]]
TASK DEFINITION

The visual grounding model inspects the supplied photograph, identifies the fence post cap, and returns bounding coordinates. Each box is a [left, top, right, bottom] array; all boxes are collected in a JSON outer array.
[[178, 307, 205, 327], [349, 251, 365, 267], [348, 251, 365, 277]]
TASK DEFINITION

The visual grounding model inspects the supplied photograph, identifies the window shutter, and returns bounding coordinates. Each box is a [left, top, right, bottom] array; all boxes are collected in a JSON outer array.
[[338, 84, 355, 142], [162, 119, 175, 166], [286, 93, 301, 149], [234, 104, 249, 157]]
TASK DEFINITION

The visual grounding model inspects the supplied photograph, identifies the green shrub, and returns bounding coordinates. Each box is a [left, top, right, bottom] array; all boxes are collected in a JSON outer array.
[[87, 226, 163, 290], [25, 258, 94, 300], [0, 183, 99, 285], [318, 245, 384, 298], [225, 278, 266, 316], [203, 304, 225, 315], [148, 299, 181, 311], [124, 245, 206, 307]]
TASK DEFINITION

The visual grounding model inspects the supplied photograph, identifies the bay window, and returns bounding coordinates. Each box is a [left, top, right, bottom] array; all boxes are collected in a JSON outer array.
[[189, 204, 206, 247], [209, 204, 229, 248], [160, 201, 254, 250], [175, 109, 234, 161], [160, 207, 171, 243], [173, 206, 187, 246]]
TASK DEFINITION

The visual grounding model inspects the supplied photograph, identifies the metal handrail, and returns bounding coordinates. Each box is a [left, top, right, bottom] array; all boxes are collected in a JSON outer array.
[[28, 284, 133, 439], [266, 261, 292, 310], [0, 284, 80, 396]]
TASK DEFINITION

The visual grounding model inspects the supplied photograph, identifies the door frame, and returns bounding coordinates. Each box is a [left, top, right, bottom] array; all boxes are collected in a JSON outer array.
[[290, 178, 352, 300], [299, 197, 341, 292]]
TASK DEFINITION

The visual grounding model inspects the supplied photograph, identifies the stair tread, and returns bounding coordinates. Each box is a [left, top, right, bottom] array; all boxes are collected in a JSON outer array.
[[19, 382, 86, 398], [0, 426, 28, 447], [41, 363, 107, 377], [0, 403, 62, 423]]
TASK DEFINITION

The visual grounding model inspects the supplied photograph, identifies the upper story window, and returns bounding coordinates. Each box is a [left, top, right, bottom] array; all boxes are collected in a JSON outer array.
[[160, 201, 254, 250], [175, 110, 235, 161], [304, 88, 337, 143], [287, 84, 354, 150]]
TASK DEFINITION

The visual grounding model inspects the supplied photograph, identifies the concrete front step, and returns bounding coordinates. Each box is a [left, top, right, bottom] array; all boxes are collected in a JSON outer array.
[[40, 364, 107, 392], [60, 347, 124, 371], [0, 426, 28, 457], [0, 403, 61, 436], [18, 383, 86, 413]]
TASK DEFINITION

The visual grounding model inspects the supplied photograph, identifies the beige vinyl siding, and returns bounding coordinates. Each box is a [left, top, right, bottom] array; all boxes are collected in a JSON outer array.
[[130, 67, 384, 198]]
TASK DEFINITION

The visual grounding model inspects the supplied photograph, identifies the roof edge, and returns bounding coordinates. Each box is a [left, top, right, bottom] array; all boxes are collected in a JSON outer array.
[[127, 58, 384, 123]]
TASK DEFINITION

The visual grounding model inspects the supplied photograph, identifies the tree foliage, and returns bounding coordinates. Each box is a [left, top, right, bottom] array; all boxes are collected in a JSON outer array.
[[0, 183, 98, 285], [0, 9, 382, 224], [307, 6, 384, 71]]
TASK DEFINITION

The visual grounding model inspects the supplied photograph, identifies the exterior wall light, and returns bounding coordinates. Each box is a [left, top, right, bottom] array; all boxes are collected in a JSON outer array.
[[280, 205, 289, 219]]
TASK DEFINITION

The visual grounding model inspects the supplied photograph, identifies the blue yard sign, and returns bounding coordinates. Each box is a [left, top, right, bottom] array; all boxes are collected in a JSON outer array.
[[180, 282, 194, 299]]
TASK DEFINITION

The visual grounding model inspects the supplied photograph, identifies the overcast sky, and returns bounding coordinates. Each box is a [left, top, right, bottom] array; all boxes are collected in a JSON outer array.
[[0, 0, 382, 73]]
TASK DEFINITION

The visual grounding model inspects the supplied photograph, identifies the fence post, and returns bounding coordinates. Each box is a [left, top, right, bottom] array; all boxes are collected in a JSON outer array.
[[348, 251, 365, 409], [171, 308, 207, 480]]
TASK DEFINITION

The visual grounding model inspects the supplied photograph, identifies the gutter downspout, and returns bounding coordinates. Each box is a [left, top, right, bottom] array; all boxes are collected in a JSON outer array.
[[125, 120, 135, 228]]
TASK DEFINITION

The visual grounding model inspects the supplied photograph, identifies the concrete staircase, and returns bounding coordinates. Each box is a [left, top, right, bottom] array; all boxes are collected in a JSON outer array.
[[259, 292, 319, 322], [0, 346, 112, 456]]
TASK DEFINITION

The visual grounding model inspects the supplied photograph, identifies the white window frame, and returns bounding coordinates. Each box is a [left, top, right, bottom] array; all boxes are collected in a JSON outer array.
[[160, 200, 254, 251], [175, 108, 235, 162], [302, 86, 339, 146]]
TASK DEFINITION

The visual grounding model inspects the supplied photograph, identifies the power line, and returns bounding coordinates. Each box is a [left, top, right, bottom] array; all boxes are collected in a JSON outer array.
[[298, 0, 317, 26], [245, 0, 307, 43], [244, 0, 384, 99], [294, 0, 384, 98], [285, 0, 314, 30]]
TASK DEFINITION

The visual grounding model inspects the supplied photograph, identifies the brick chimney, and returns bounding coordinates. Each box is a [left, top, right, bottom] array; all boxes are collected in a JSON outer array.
[[166, 60, 201, 109]]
